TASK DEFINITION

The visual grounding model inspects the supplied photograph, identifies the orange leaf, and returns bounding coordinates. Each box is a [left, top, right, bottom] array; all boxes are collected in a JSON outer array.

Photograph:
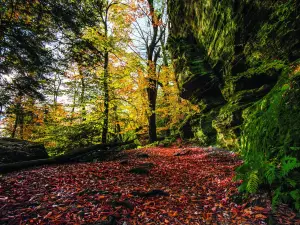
[[168, 211, 178, 217], [255, 214, 267, 219], [98, 195, 106, 199], [253, 206, 265, 211]]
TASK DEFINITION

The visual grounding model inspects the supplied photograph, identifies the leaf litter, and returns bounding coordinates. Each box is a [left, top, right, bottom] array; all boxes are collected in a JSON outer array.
[[1, 146, 299, 224]]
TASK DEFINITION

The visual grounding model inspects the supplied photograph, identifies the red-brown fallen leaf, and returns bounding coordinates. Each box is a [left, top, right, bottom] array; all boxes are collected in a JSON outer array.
[[44, 211, 52, 219], [0, 146, 297, 225], [255, 214, 268, 219], [253, 206, 265, 211]]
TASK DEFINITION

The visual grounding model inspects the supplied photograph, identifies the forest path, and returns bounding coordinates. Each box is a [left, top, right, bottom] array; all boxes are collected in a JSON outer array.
[[0, 146, 295, 224]]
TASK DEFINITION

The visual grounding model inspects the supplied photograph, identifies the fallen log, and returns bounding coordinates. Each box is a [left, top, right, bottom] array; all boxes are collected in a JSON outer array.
[[0, 140, 135, 174]]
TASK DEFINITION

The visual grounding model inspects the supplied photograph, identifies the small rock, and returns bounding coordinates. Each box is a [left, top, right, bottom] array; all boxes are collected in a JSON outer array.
[[128, 167, 149, 174], [139, 163, 154, 168], [137, 153, 149, 158], [120, 160, 129, 165], [131, 189, 169, 197], [110, 200, 134, 210], [173, 149, 191, 156]]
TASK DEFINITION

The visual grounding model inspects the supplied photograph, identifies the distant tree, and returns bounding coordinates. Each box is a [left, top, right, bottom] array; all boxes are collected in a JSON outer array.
[[131, 0, 168, 142], [81, 0, 134, 143]]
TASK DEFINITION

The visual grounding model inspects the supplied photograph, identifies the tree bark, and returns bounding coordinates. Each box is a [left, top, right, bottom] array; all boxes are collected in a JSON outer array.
[[11, 113, 18, 138], [102, 51, 109, 144], [80, 69, 86, 122], [147, 77, 157, 143]]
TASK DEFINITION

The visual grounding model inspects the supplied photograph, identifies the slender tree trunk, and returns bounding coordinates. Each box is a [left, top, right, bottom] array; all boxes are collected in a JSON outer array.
[[113, 105, 122, 142], [144, 0, 163, 143], [80, 72, 86, 122], [19, 112, 24, 140], [161, 40, 171, 136], [11, 94, 23, 138], [147, 77, 157, 143], [102, 51, 109, 144], [70, 81, 78, 124], [53, 73, 61, 107], [11, 113, 18, 138]]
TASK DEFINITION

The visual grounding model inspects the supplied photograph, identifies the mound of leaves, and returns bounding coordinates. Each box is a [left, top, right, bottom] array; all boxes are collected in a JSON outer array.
[[0, 146, 299, 224]]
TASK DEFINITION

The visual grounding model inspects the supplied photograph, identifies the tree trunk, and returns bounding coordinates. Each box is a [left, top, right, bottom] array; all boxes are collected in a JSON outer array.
[[112, 105, 122, 142], [80, 72, 86, 122], [11, 113, 18, 138], [19, 111, 24, 140], [11, 95, 23, 138], [102, 51, 109, 144], [70, 80, 79, 124], [53, 73, 61, 107], [147, 77, 157, 143]]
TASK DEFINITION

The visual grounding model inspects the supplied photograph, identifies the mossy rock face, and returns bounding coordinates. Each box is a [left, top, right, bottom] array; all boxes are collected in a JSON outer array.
[[168, 0, 300, 209], [193, 108, 219, 146], [168, 0, 300, 148], [241, 69, 300, 157]]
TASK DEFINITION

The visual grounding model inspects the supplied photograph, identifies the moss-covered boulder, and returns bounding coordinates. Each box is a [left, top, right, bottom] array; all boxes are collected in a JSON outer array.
[[0, 138, 48, 164]]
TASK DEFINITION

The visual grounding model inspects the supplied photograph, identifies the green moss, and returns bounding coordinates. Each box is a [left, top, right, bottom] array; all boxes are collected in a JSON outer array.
[[168, 0, 300, 210], [237, 67, 300, 209], [213, 102, 243, 150], [193, 107, 221, 146]]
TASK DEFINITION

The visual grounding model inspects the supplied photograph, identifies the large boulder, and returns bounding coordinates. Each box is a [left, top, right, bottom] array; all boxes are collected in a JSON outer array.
[[0, 138, 48, 164]]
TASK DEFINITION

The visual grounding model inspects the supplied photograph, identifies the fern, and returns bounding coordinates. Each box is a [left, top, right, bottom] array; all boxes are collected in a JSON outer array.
[[290, 190, 300, 200], [280, 156, 300, 177], [290, 190, 300, 210], [286, 178, 297, 187], [290, 146, 300, 151], [265, 164, 276, 184], [272, 187, 282, 209], [246, 171, 259, 193]]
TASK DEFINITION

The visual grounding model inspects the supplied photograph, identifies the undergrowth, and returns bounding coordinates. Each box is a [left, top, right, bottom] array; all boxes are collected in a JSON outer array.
[[236, 67, 300, 211]]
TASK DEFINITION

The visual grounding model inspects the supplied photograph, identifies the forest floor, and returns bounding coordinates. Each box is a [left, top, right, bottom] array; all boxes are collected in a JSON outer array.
[[0, 146, 299, 225]]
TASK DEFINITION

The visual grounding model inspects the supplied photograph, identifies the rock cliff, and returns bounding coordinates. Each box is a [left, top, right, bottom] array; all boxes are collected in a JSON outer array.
[[168, 0, 300, 149], [168, 0, 300, 209]]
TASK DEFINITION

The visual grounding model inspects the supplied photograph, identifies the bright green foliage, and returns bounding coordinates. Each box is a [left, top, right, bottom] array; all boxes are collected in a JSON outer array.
[[236, 67, 300, 210], [246, 171, 259, 194]]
